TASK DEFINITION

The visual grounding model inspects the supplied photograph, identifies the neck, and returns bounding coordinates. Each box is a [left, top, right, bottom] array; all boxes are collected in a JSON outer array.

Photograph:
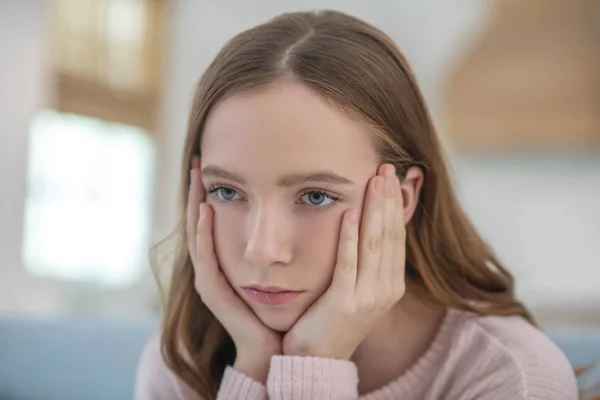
[[350, 285, 446, 395]]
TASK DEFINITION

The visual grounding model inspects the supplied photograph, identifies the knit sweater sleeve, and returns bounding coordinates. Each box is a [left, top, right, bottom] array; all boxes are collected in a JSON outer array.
[[134, 334, 267, 400], [266, 355, 359, 400]]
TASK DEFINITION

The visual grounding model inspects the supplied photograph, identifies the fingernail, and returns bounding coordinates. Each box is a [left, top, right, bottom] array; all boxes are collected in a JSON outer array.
[[347, 209, 358, 225]]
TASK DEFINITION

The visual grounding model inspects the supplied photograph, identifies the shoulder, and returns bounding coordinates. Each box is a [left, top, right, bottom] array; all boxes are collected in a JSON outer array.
[[443, 309, 578, 400], [134, 333, 200, 400]]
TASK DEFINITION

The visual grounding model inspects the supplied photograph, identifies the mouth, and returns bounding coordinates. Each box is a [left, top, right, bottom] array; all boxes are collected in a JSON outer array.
[[242, 285, 305, 306]]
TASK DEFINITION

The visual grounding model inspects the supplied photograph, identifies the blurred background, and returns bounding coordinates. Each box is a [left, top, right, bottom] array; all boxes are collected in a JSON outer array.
[[1, 0, 599, 399]]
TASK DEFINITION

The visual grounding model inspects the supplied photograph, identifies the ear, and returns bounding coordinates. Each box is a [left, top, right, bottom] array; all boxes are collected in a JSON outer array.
[[400, 166, 424, 224]]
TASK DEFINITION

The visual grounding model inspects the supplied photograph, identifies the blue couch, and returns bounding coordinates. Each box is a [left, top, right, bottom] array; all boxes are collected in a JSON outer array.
[[0, 317, 599, 400], [0, 317, 157, 400]]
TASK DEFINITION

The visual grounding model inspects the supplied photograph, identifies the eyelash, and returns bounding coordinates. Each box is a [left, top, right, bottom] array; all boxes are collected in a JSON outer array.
[[299, 189, 340, 211], [207, 184, 242, 200], [206, 183, 341, 211]]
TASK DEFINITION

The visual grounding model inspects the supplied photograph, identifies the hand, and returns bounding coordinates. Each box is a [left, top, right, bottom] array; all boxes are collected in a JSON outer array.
[[187, 156, 282, 382], [282, 164, 406, 360]]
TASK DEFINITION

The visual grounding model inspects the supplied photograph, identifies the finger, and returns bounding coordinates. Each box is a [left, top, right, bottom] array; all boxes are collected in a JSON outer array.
[[194, 203, 222, 304], [186, 156, 203, 262], [392, 175, 407, 284], [331, 208, 359, 292], [194, 203, 257, 325], [378, 164, 397, 280], [356, 174, 384, 291]]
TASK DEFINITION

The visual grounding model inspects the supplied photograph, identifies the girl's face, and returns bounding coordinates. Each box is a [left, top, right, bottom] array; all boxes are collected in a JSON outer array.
[[201, 81, 380, 332]]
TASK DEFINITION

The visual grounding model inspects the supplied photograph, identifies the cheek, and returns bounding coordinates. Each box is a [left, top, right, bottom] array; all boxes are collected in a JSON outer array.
[[296, 191, 366, 294], [296, 211, 345, 293]]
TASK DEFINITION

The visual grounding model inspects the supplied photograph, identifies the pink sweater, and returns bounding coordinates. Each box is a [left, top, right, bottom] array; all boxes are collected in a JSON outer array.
[[134, 309, 578, 399]]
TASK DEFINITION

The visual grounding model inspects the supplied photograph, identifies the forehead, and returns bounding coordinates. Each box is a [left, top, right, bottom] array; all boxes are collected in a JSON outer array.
[[201, 82, 379, 177]]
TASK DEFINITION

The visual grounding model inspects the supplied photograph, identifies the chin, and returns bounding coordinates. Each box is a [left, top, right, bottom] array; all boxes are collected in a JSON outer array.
[[256, 310, 301, 333]]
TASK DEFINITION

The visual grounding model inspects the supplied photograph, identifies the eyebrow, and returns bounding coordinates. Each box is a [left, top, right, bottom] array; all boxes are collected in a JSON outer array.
[[201, 164, 354, 187]]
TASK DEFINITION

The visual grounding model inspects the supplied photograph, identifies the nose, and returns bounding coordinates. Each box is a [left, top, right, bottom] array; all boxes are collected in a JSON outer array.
[[244, 205, 293, 268]]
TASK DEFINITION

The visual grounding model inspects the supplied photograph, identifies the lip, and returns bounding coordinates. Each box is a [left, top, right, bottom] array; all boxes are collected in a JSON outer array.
[[242, 285, 304, 306]]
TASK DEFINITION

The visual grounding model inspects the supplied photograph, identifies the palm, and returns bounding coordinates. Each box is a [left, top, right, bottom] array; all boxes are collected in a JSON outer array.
[[283, 292, 340, 357]]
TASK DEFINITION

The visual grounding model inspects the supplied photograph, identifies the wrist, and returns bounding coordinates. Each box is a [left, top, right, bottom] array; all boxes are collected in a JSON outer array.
[[282, 341, 310, 357], [283, 337, 353, 360], [233, 352, 273, 384]]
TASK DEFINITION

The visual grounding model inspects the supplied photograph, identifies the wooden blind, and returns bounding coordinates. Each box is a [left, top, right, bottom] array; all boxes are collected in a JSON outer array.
[[50, 0, 166, 132], [444, 0, 600, 151]]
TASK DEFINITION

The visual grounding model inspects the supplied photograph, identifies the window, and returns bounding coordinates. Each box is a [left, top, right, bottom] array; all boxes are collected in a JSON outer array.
[[22, 110, 155, 287]]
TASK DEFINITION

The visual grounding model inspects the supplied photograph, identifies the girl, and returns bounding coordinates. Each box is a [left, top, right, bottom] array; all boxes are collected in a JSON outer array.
[[135, 10, 578, 400]]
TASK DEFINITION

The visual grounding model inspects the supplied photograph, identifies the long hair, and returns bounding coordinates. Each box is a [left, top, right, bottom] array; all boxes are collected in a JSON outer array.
[[153, 10, 536, 399]]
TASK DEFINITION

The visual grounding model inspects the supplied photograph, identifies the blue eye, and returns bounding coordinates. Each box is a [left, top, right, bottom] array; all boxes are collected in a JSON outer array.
[[301, 190, 339, 208], [208, 185, 242, 201]]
